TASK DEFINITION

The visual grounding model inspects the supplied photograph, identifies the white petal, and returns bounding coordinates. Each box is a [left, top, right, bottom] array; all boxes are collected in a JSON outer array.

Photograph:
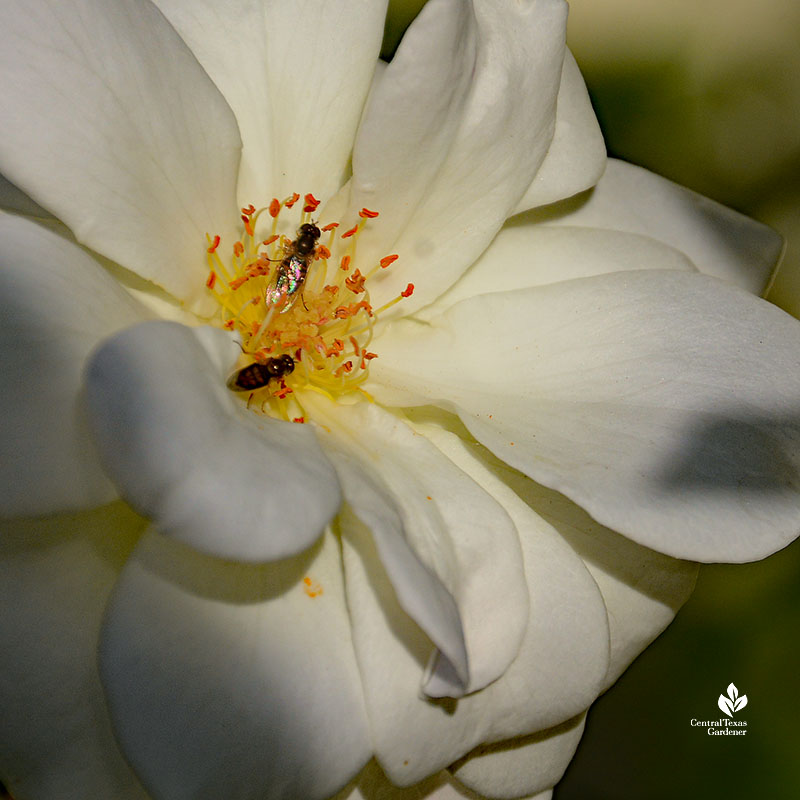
[[526, 158, 783, 294], [0, 0, 241, 311], [0, 173, 51, 218], [512, 50, 606, 213], [100, 527, 370, 800], [369, 271, 800, 562], [479, 453, 698, 689], [334, 414, 608, 785], [0, 212, 150, 517], [0, 503, 149, 800], [421, 223, 696, 319], [450, 715, 585, 800], [341, 0, 568, 313], [84, 321, 341, 561], [153, 0, 387, 206], [304, 396, 528, 697], [333, 760, 479, 800]]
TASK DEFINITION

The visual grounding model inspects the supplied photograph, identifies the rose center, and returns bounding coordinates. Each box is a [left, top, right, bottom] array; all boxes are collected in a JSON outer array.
[[204, 192, 412, 422]]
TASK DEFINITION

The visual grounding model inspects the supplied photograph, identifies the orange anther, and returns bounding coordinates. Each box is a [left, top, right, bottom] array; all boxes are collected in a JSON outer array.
[[345, 269, 366, 293], [359, 207, 379, 219], [263, 234, 279, 246], [316, 244, 331, 260], [349, 335, 361, 356], [233, 241, 244, 257], [223, 319, 235, 330], [268, 198, 281, 218], [341, 224, 359, 239], [401, 283, 415, 298], [229, 276, 248, 290], [335, 360, 354, 376], [339, 255, 351, 271], [380, 254, 399, 268], [322, 222, 339, 232], [285, 193, 300, 208], [207, 234, 221, 253], [205, 270, 217, 290], [241, 204, 256, 216], [241, 215, 254, 236], [303, 193, 320, 213]]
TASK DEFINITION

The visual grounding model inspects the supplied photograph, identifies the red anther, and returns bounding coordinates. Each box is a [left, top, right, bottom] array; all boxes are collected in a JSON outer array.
[[359, 207, 379, 219], [341, 224, 359, 239], [345, 269, 366, 293], [321, 222, 339, 232], [316, 244, 331, 260], [401, 283, 415, 298], [303, 193, 320, 213], [263, 234, 279, 246], [233, 241, 244, 257], [241, 215, 254, 236], [293, 417, 305, 424], [295, 348, 303, 361], [223, 319, 235, 330], [285, 193, 300, 208], [241, 204, 256, 216], [207, 234, 221, 253], [339, 255, 352, 271], [349, 335, 361, 356], [268, 198, 281, 218], [205, 270, 217, 290], [380, 254, 399, 268]]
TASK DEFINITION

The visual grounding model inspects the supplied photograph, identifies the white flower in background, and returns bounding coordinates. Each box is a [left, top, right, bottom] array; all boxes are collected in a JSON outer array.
[[0, 1, 798, 800]]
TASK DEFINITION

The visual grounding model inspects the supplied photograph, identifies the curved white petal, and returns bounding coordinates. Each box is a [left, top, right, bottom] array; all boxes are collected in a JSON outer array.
[[0, 503, 149, 800], [479, 453, 698, 689], [0, 212, 150, 517], [0, 173, 51, 218], [100, 527, 370, 800], [85, 321, 341, 561], [369, 271, 800, 562], [421, 223, 696, 319], [450, 715, 584, 800], [512, 50, 606, 213], [341, 0, 568, 314], [334, 415, 608, 785], [524, 158, 783, 294], [0, 0, 241, 311], [333, 760, 479, 800], [153, 0, 387, 206], [304, 396, 528, 697]]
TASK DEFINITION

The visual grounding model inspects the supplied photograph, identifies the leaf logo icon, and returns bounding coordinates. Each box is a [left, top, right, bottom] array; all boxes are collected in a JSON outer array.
[[718, 682, 748, 717]]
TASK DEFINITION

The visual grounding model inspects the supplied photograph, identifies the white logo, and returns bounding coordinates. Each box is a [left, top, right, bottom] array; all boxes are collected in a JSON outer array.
[[718, 682, 748, 718], [689, 682, 749, 735]]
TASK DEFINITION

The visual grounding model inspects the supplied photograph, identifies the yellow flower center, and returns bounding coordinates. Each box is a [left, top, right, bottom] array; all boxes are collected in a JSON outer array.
[[205, 192, 412, 422]]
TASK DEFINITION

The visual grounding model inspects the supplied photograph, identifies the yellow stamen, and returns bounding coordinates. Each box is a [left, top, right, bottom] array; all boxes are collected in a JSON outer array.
[[204, 195, 411, 419]]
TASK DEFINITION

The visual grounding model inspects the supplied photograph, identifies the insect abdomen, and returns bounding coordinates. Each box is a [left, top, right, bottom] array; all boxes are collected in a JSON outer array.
[[228, 355, 295, 391]]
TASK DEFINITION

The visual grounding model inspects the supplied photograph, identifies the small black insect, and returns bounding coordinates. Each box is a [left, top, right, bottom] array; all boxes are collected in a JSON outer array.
[[228, 354, 295, 392], [265, 222, 322, 308]]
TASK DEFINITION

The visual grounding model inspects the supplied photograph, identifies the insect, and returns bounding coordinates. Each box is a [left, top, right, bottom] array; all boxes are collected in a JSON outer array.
[[265, 222, 321, 310], [227, 354, 295, 392]]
